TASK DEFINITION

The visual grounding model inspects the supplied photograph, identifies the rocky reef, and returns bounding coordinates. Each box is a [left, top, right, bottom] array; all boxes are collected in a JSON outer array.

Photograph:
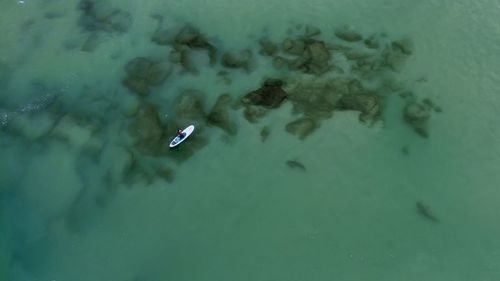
[[241, 79, 288, 109], [154, 24, 219, 73], [77, 0, 132, 52], [122, 57, 172, 96], [400, 91, 442, 138], [206, 94, 237, 135]]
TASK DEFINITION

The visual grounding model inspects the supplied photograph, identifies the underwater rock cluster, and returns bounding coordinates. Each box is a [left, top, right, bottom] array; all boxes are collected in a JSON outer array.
[[20, 13, 441, 196], [242, 79, 288, 109], [78, 0, 132, 33], [77, 0, 132, 52], [400, 91, 442, 138], [120, 22, 437, 148], [122, 57, 172, 96]]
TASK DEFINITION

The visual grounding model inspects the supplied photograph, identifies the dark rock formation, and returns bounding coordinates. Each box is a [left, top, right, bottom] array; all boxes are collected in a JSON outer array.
[[80, 33, 106, 52], [337, 93, 380, 124], [279, 38, 331, 75], [283, 38, 306, 55], [364, 35, 380, 49], [304, 25, 321, 37], [206, 94, 237, 135], [151, 29, 170, 46], [128, 103, 165, 154], [174, 89, 206, 121], [334, 30, 363, 42], [172, 24, 217, 65], [304, 41, 331, 74], [404, 102, 431, 138], [243, 105, 267, 123], [78, 0, 132, 33], [259, 38, 278, 56], [221, 50, 253, 71], [122, 57, 172, 96], [241, 79, 287, 108], [169, 46, 197, 73], [285, 117, 317, 140], [392, 38, 413, 55], [155, 167, 175, 183]]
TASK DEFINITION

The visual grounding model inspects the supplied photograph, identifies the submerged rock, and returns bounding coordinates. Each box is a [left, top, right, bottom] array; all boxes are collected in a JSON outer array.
[[283, 38, 306, 55], [285, 117, 317, 140], [243, 105, 267, 123], [260, 126, 270, 142], [391, 38, 413, 55], [151, 29, 170, 46], [172, 24, 217, 65], [206, 94, 237, 135], [122, 57, 172, 96], [305, 25, 321, 37], [334, 30, 363, 42], [381, 40, 413, 72], [78, 0, 132, 33], [336, 93, 380, 124], [288, 89, 336, 120], [259, 38, 278, 56], [241, 79, 287, 108], [52, 115, 99, 148], [174, 89, 206, 121], [364, 35, 380, 49], [277, 36, 332, 75], [155, 167, 175, 183], [404, 102, 431, 138], [287, 78, 345, 121], [221, 50, 253, 71], [272, 56, 291, 69], [128, 103, 166, 154], [170, 46, 198, 73], [80, 32, 106, 52]]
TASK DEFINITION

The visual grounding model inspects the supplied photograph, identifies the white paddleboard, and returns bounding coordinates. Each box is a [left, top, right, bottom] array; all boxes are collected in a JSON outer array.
[[169, 125, 195, 148]]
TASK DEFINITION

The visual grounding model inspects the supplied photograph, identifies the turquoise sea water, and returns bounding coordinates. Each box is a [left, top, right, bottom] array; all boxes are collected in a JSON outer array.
[[1, 0, 500, 280]]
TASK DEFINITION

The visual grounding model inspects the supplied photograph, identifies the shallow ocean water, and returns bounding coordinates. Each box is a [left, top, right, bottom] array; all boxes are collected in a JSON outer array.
[[1, 0, 500, 280]]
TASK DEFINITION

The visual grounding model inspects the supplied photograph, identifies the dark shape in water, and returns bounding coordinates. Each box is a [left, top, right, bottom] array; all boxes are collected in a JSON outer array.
[[243, 105, 267, 123], [334, 30, 363, 42], [285, 117, 317, 140], [280, 37, 331, 75], [155, 167, 175, 183], [78, 0, 132, 33], [128, 103, 165, 154], [401, 145, 410, 155], [286, 160, 306, 171], [241, 79, 287, 108], [260, 126, 270, 142], [174, 89, 206, 120], [172, 24, 217, 65], [416, 201, 439, 222], [81, 32, 105, 52], [404, 102, 431, 138], [259, 37, 278, 56], [122, 57, 172, 96], [206, 94, 237, 135], [364, 35, 380, 49], [391, 38, 413, 55], [221, 50, 253, 72], [336, 92, 380, 124]]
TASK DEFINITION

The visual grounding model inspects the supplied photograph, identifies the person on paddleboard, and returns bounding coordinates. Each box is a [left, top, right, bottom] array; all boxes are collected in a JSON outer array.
[[176, 129, 184, 139]]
